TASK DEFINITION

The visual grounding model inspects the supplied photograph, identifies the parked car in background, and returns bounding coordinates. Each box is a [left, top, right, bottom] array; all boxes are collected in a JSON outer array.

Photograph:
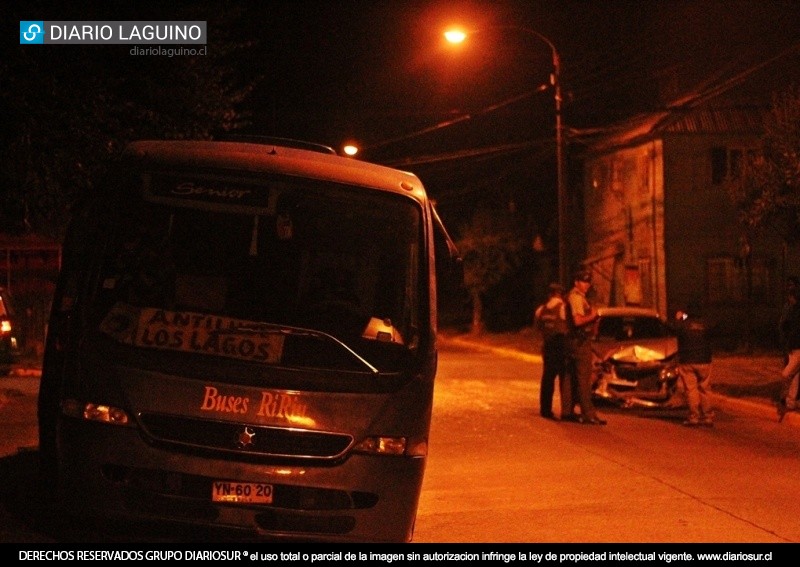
[[590, 307, 681, 409], [0, 287, 22, 375]]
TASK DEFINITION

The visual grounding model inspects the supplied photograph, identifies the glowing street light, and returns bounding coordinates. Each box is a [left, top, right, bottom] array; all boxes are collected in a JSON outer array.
[[443, 29, 466, 44], [444, 25, 568, 286], [343, 144, 359, 157]]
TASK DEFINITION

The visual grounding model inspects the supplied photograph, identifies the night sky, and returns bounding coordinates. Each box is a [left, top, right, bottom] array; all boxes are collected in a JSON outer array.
[[227, 0, 800, 223], [230, 1, 800, 151], [8, 0, 800, 234]]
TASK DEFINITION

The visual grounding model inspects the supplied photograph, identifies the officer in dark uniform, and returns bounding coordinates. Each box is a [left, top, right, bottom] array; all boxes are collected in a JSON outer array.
[[534, 282, 568, 419]]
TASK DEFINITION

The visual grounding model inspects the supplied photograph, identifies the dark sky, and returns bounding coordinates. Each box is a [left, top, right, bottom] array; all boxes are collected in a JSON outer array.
[[13, 0, 799, 151], [224, 2, 799, 213], [224, 0, 799, 228], [8, 0, 800, 233], [233, 0, 800, 154]]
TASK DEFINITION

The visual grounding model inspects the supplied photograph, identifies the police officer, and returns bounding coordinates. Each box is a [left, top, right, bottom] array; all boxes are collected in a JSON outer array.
[[564, 269, 606, 425], [534, 283, 568, 419]]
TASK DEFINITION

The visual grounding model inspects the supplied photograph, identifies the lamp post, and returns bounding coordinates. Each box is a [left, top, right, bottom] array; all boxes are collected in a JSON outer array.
[[445, 26, 567, 287]]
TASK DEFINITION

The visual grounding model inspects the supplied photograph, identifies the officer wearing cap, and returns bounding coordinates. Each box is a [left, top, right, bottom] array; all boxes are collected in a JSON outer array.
[[563, 269, 607, 425]]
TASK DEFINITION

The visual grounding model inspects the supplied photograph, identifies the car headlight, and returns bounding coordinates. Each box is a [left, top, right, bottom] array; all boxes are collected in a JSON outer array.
[[659, 365, 680, 383]]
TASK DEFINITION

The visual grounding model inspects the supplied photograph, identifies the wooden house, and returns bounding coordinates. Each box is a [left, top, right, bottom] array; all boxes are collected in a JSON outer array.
[[578, 47, 800, 347]]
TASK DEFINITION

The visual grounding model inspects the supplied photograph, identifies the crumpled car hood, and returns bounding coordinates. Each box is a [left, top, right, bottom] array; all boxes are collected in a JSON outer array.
[[593, 337, 678, 365], [610, 345, 666, 363]]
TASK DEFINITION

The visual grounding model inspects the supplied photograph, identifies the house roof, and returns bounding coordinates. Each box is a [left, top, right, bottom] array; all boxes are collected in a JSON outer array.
[[661, 107, 770, 135], [583, 43, 800, 156]]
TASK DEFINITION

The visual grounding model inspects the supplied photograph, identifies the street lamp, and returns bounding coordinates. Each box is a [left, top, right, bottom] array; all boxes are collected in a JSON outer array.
[[445, 26, 567, 287]]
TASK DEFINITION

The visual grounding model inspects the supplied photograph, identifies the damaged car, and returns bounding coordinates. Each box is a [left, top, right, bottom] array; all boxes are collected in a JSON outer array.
[[590, 307, 682, 409]]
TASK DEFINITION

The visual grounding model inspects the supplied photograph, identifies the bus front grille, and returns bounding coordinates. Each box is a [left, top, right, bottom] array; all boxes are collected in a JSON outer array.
[[138, 413, 353, 459]]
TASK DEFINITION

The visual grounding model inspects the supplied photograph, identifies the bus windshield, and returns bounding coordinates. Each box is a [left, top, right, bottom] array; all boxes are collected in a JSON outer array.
[[92, 170, 422, 372]]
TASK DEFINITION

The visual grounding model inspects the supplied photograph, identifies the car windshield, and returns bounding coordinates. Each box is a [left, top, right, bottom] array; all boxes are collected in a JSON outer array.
[[89, 170, 422, 371], [596, 315, 671, 341]]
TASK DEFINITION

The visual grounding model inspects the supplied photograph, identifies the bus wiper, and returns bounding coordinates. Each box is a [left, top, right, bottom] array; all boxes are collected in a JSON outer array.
[[212, 322, 379, 374]]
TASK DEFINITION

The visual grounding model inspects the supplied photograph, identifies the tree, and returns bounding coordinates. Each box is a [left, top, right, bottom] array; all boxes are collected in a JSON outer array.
[[725, 85, 800, 243], [455, 207, 527, 335], [0, 6, 255, 239]]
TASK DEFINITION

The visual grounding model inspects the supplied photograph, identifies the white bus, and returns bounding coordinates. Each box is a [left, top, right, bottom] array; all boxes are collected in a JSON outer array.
[[38, 139, 458, 542]]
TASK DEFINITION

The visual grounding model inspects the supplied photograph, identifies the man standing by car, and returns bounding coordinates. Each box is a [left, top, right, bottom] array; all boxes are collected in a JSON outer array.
[[534, 283, 568, 420], [777, 285, 800, 422], [564, 270, 606, 425], [778, 276, 800, 411], [673, 306, 714, 426]]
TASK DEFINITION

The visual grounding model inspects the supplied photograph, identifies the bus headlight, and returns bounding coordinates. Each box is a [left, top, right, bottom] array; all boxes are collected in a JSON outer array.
[[61, 399, 130, 425], [352, 436, 428, 457], [353, 436, 407, 456]]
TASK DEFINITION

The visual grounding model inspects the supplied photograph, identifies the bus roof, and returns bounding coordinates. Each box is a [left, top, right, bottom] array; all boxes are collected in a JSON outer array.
[[122, 140, 428, 203]]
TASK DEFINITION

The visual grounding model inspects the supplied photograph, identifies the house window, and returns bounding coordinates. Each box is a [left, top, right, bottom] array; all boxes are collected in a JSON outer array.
[[706, 256, 773, 304], [749, 257, 772, 303], [711, 146, 754, 185], [711, 147, 727, 185], [638, 258, 653, 307], [707, 257, 741, 302], [729, 149, 743, 179]]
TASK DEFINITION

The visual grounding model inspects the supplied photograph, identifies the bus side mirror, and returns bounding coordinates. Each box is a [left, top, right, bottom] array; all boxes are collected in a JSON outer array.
[[431, 204, 463, 284]]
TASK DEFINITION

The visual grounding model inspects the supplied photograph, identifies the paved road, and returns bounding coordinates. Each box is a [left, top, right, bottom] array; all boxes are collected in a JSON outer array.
[[415, 342, 800, 543], [0, 369, 40, 458]]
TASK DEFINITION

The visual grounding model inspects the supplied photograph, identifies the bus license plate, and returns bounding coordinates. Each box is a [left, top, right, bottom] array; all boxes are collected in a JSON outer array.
[[212, 481, 273, 504]]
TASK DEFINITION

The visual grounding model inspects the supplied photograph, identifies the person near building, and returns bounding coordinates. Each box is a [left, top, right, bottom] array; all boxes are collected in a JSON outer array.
[[779, 277, 800, 359], [533, 282, 568, 420], [564, 269, 606, 425], [778, 276, 800, 409], [777, 284, 800, 422], [672, 306, 714, 426]]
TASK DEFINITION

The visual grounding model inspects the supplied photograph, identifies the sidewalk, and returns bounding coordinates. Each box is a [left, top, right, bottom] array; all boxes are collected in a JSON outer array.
[[438, 328, 800, 426]]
